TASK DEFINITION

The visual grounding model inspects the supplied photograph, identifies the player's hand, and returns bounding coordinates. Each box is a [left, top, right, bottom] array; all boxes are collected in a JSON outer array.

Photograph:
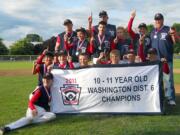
[[99, 52, 105, 60], [113, 37, 118, 44], [32, 109, 38, 117], [90, 36, 95, 43], [123, 55, 128, 60], [131, 10, 136, 18], [169, 27, 176, 36], [88, 16, 93, 24], [139, 34, 146, 45], [36, 64, 40, 69], [42, 49, 48, 55], [33, 60, 37, 66], [64, 34, 68, 42], [161, 58, 167, 63], [67, 56, 72, 63], [135, 56, 141, 63]]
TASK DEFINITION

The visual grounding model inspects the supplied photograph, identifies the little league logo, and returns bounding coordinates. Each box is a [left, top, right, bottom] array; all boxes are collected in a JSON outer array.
[[60, 84, 81, 105]]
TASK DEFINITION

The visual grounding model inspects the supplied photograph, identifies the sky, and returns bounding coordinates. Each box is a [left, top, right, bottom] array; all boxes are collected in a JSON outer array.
[[0, 0, 179, 47]]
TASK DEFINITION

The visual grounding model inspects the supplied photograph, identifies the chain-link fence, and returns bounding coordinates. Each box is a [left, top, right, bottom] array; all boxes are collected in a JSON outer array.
[[174, 55, 180, 59], [0, 55, 38, 61]]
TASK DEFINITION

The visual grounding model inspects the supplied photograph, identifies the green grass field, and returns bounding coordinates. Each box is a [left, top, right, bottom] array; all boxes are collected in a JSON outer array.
[[0, 60, 180, 135], [174, 59, 180, 69], [0, 61, 33, 70], [174, 74, 180, 84]]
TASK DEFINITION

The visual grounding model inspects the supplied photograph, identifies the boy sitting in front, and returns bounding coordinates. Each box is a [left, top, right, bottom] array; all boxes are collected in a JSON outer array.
[[0, 73, 56, 135]]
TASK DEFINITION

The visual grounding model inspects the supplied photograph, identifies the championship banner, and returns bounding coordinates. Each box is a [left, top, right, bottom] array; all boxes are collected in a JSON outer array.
[[50, 62, 163, 114]]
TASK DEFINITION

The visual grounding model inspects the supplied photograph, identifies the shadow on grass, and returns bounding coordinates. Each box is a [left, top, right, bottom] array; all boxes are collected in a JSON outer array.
[[163, 93, 180, 115]]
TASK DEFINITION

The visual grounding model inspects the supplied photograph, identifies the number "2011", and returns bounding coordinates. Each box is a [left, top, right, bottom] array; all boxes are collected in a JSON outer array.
[[65, 78, 77, 84]]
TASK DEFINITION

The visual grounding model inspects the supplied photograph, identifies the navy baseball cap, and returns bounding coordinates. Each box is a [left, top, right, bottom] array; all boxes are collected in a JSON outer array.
[[138, 23, 147, 29], [58, 50, 67, 56], [99, 10, 108, 17], [63, 19, 73, 25], [43, 72, 53, 80], [154, 13, 164, 20]]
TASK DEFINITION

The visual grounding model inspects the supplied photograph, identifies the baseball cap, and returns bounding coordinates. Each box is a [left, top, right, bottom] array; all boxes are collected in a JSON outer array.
[[154, 13, 164, 20], [147, 48, 157, 55], [63, 19, 73, 25], [43, 72, 53, 80], [99, 10, 108, 17], [58, 50, 67, 56], [138, 23, 147, 29]]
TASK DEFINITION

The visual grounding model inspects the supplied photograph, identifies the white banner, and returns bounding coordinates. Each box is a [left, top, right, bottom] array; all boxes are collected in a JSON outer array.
[[50, 63, 162, 114]]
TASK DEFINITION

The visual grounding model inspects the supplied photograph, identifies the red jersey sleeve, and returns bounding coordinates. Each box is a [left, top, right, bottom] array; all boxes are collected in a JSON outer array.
[[138, 43, 145, 62], [163, 62, 170, 74], [127, 17, 136, 39], [56, 35, 61, 44], [89, 40, 95, 54], [28, 89, 42, 110], [36, 54, 45, 64], [86, 43, 91, 54], [35, 64, 41, 73]]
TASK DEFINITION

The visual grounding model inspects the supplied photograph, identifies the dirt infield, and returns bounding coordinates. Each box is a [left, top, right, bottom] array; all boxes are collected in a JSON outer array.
[[0, 69, 32, 76], [176, 84, 180, 93], [0, 69, 180, 93], [174, 69, 180, 74]]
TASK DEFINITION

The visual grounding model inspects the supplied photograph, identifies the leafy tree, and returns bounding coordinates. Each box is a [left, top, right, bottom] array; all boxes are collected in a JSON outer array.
[[10, 39, 34, 55], [147, 24, 154, 33], [172, 23, 180, 54], [25, 34, 43, 42], [174, 42, 180, 54], [172, 23, 180, 32], [0, 38, 9, 55]]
